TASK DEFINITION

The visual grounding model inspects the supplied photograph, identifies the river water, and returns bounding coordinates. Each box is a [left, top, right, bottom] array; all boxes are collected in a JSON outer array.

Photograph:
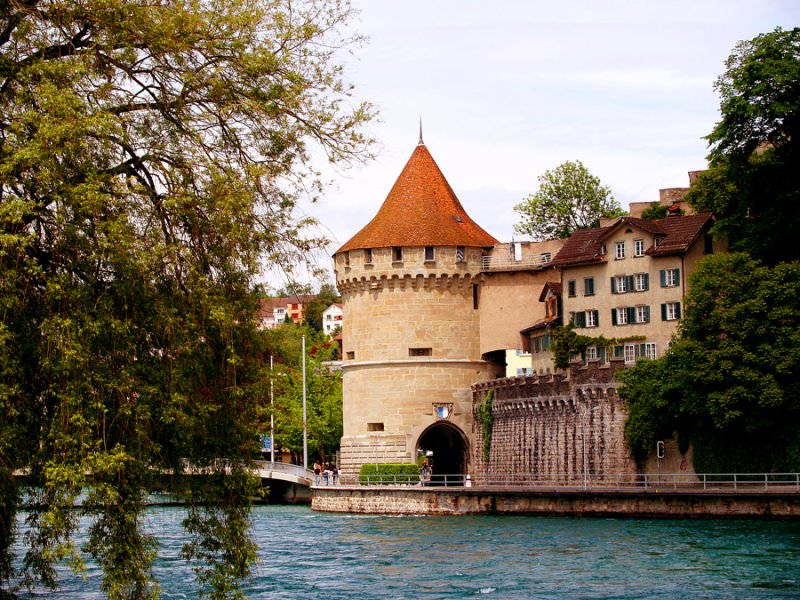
[[12, 505, 800, 598]]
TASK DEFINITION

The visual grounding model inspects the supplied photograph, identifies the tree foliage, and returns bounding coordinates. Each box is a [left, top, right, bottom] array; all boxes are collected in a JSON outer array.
[[514, 160, 625, 240], [619, 254, 800, 471], [687, 27, 800, 264], [550, 323, 643, 370], [303, 283, 340, 333], [0, 0, 372, 596], [262, 324, 342, 466]]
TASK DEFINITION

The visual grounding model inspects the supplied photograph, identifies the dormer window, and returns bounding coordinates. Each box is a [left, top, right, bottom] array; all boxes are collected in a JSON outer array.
[[392, 246, 403, 262], [424, 246, 435, 262]]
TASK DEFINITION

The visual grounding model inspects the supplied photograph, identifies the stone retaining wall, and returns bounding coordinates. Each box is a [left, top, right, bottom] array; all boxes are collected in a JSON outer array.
[[312, 487, 800, 519]]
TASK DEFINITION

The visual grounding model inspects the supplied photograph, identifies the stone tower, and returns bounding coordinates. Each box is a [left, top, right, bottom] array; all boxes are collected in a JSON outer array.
[[333, 140, 502, 479]]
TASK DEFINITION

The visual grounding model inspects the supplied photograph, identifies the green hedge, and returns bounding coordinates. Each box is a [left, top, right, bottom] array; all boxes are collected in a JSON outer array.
[[358, 463, 419, 485]]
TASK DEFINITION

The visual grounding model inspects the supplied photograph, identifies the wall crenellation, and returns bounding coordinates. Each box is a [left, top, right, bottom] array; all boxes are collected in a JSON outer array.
[[472, 360, 636, 485]]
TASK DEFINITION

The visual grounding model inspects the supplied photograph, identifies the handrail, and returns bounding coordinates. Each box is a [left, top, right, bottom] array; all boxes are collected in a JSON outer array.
[[328, 472, 800, 492]]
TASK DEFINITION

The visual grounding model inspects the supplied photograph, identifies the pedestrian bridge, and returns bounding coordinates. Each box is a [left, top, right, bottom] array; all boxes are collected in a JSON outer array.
[[253, 460, 314, 487]]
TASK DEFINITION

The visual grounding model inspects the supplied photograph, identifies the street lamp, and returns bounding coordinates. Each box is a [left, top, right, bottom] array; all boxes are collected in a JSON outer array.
[[580, 404, 601, 491], [302, 334, 307, 471], [270, 355, 275, 468]]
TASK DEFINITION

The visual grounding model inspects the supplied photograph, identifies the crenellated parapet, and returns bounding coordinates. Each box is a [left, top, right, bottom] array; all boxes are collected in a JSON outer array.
[[471, 359, 636, 483], [334, 245, 485, 292]]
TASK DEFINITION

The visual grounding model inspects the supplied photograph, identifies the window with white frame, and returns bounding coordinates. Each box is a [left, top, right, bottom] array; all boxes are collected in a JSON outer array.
[[661, 268, 680, 287], [634, 238, 645, 257], [636, 305, 650, 323], [615, 275, 628, 293], [616, 307, 628, 325], [624, 343, 637, 364], [663, 302, 681, 321], [644, 342, 657, 360], [635, 273, 649, 291], [585, 346, 597, 361], [615, 241, 626, 259], [573, 310, 598, 328]]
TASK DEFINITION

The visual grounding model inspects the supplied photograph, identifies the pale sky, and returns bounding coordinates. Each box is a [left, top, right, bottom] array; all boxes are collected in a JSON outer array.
[[267, 1, 799, 290]]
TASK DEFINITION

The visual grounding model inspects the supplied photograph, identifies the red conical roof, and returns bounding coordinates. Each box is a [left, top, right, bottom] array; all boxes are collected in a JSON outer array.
[[336, 144, 498, 253]]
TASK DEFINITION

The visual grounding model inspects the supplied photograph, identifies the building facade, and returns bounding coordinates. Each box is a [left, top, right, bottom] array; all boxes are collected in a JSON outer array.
[[551, 213, 717, 364]]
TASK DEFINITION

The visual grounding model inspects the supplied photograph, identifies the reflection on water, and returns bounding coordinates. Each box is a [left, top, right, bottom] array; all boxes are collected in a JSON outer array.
[[11, 505, 800, 598]]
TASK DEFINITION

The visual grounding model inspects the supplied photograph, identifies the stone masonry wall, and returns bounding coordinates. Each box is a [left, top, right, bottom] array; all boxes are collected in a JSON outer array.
[[472, 360, 637, 485]]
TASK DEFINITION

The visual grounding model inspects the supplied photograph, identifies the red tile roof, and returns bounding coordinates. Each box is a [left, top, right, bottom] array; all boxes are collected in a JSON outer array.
[[551, 214, 713, 267], [336, 144, 498, 253]]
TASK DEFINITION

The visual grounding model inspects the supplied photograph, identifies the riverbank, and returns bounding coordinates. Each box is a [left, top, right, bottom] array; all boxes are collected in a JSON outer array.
[[312, 485, 800, 519]]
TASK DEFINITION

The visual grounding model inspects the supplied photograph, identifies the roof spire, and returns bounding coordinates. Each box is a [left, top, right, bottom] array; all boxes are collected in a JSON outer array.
[[418, 117, 424, 146]]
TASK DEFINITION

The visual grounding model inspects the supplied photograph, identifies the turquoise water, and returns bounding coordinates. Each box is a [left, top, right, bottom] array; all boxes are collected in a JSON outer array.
[[12, 505, 800, 598]]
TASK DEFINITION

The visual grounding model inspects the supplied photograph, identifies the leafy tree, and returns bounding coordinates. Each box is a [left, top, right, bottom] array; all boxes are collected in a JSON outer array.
[[687, 27, 800, 264], [263, 325, 342, 465], [619, 253, 800, 471], [0, 0, 372, 597], [640, 202, 669, 220], [304, 282, 340, 332], [514, 160, 625, 240]]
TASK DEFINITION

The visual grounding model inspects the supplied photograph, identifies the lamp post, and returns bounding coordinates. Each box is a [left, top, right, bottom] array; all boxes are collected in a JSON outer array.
[[581, 404, 601, 491], [302, 334, 307, 471], [270, 355, 275, 468]]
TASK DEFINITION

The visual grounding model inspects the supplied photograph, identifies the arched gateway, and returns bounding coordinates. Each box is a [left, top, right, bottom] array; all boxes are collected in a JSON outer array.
[[333, 139, 503, 479], [417, 422, 468, 481]]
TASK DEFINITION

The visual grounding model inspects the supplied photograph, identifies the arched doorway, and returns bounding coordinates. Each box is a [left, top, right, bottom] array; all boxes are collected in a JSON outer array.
[[417, 422, 468, 485]]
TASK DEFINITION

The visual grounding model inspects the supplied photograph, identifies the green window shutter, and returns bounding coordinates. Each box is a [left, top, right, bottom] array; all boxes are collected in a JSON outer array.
[[675, 302, 681, 319], [592, 310, 599, 326], [675, 268, 681, 283], [598, 346, 606, 362], [610, 277, 617, 294], [661, 303, 667, 321], [644, 305, 650, 323], [627, 307, 636, 324], [626, 275, 635, 292], [614, 345, 624, 358], [611, 309, 617, 325], [639, 343, 646, 357], [643, 273, 649, 290], [543, 334, 550, 351], [660, 270, 666, 287], [576, 311, 586, 327]]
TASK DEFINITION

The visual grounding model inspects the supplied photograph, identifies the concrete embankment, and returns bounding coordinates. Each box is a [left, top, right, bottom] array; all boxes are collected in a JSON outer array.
[[312, 486, 800, 519]]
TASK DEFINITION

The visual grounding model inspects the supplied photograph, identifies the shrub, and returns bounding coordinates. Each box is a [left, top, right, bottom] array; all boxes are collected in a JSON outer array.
[[358, 463, 419, 485]]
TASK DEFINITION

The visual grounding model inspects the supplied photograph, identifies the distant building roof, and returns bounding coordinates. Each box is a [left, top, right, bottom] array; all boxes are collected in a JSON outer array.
[[336, 143, 498, 254], [551, 214, 713, 268]]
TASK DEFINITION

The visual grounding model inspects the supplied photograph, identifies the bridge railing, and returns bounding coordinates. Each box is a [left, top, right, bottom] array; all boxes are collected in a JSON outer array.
[[329, 472, 800, 492], [254, 460, 314, 482]]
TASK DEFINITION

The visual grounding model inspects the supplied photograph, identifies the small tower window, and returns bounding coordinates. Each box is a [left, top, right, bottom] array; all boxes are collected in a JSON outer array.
[[409, 347, 432, 357], [392, 246, 403, 262], [365, 248, 373, 264], [424, 246, 435, 262], [456, 246, 465, 262]]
